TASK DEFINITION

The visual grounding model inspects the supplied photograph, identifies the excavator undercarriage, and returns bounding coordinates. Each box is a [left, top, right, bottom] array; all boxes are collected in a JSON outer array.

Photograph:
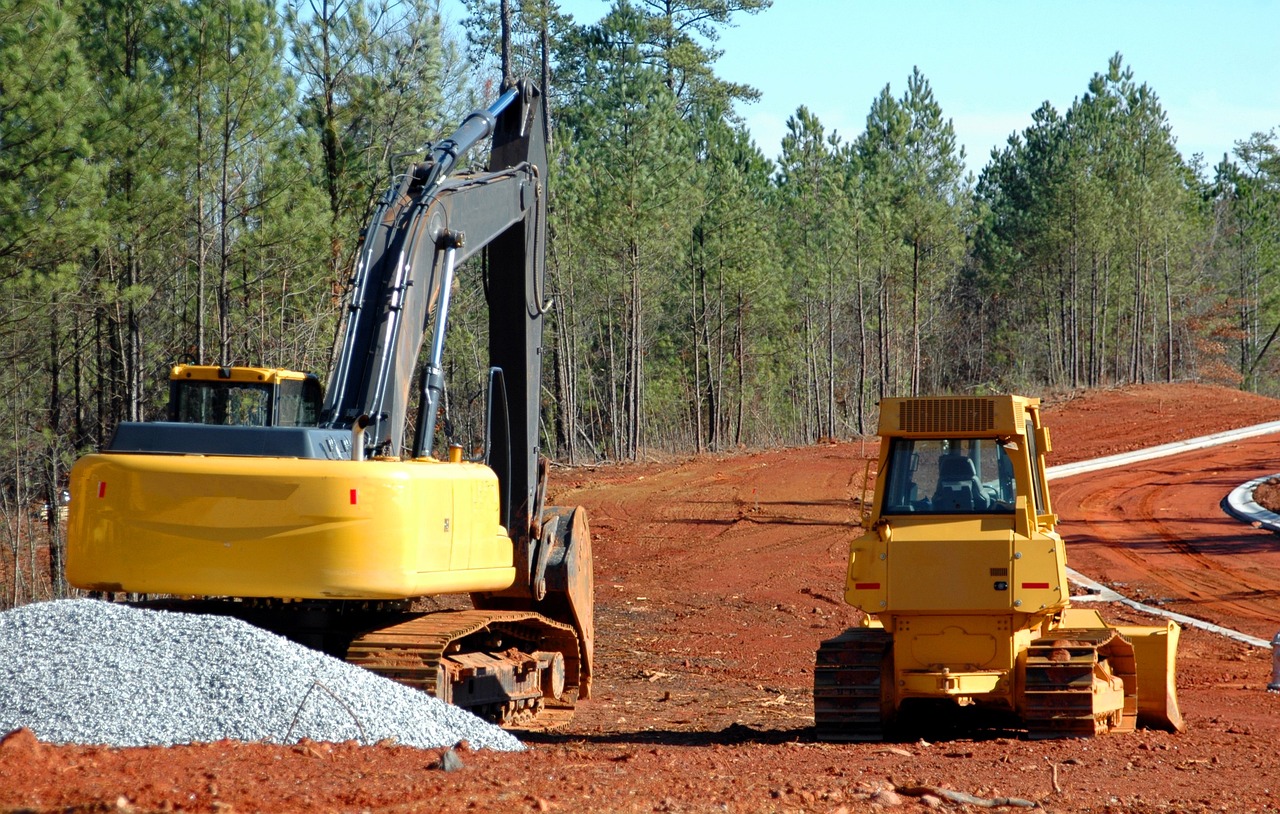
[[130, 598, 588, 728], [347, 610, 582, 728]]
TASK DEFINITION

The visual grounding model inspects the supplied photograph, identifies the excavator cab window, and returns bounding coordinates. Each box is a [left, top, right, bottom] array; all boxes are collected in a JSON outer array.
[[171, 381, 272, 426], [882, 438, 1015, 515], [275, 378, 322, 427], [169, 374, 321, 428]]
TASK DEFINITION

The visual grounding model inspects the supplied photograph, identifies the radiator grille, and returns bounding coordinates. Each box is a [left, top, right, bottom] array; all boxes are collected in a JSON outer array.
[[898, 398, 995, 434]]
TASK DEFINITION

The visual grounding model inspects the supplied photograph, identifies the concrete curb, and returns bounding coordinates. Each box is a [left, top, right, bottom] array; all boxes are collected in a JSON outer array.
[[1049, 420, 1280, 650], [1046, 419, 1280, 481], [1223, 475, 1280, 535]]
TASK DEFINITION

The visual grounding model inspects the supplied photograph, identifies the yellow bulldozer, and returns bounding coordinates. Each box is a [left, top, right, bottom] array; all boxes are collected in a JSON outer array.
[[815, 395, 1184, 740]]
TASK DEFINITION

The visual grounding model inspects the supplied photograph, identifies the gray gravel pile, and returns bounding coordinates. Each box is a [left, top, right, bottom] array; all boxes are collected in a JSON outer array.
[[0, 599, 523, 751]]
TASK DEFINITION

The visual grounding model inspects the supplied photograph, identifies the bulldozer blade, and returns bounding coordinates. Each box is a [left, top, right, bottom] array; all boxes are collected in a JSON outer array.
[[1117, 621, 1185, 733]]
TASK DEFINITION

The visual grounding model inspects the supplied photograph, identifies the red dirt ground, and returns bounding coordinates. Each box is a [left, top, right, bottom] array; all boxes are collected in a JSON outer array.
[[5, 383, 1280, 814]]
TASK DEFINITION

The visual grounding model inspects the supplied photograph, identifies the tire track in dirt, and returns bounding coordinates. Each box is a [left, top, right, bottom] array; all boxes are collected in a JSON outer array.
[[1054, 433, 1280, 639]]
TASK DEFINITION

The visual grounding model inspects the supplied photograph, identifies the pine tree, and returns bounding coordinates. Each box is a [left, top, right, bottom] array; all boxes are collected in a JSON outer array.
[[0, 0, 102, 600], [555, 3, 698, 458]]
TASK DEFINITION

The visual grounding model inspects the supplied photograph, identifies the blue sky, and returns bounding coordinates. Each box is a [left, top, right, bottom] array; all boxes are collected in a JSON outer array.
[[446, 0, 1280, 175]]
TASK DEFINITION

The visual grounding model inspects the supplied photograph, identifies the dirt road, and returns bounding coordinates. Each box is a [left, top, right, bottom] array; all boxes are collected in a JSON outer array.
[[4, 384, 1280, 813], [1053, 433, 1280, 643]]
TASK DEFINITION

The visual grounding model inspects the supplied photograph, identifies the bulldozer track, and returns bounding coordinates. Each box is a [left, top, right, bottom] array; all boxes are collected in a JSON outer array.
[[813, 627, 893, 742], [1023, 629, 1135, 739], [345, 609, 583, 728]]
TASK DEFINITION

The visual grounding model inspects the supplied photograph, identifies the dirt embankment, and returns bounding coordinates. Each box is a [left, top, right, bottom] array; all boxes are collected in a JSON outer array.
[[4, 383, 1280, 814]]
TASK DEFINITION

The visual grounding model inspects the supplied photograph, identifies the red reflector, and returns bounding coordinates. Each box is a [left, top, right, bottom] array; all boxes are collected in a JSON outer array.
[[1022, 582, 1050, 589], [854, 583, 881, 590], [350, 489, 358, 505], [97, 482, 106, 499]]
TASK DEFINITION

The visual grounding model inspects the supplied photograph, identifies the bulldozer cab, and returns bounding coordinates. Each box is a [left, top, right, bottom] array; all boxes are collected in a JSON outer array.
[[168, 365, 322, 428], [882, 437, 1017, 514]]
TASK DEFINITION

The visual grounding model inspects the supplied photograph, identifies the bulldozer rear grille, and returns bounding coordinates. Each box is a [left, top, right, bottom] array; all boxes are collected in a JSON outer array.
[[898, 398, 996, 434]]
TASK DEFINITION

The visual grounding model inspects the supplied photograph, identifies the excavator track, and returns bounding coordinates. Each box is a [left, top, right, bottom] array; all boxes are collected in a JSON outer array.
[[130, 599, 585, 730], [813, 627, 894, 742], [345, 609, 583, 729], [1022, 629, 1136, 739]]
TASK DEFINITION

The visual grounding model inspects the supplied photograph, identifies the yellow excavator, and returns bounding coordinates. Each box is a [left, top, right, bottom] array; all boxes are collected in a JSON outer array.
[[67, 81, 592, 727], [815, 395, 1183, 740]]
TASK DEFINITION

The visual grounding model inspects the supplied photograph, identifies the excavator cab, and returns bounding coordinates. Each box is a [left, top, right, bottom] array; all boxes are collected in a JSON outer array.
[[167, 365, 322, 428]]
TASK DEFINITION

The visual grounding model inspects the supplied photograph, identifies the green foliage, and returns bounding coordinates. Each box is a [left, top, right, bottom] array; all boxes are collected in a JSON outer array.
[[553, 3, 700, 458], [1207, 130, 1280, 391], [0, 0, 1277, 570], [972, 53, 1209, 391], [0, 0, 101, 271], [288, 0, 453, 234], [853, 69, 969, 399]]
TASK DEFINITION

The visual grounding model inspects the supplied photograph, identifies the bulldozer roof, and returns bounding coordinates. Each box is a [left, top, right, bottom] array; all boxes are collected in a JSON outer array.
[[878, 394, 1041, 438]]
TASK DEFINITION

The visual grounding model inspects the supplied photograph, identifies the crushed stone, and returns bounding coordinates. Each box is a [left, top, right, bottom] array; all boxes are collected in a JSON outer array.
[[0, 599, 523, 751]]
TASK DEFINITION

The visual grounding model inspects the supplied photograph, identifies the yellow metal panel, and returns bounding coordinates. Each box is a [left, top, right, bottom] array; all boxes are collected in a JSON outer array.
[[1116, 622, 1185, 732], [1057, 607, 1111, 630], [890, 615, 1024, 705], [894, 614, 1018, 671], [170, 364, 310, 384], [883, 517, 1014, 611], [845, 528, 888, 611], [1010, 532, 1068, 613], [900, 670, 1004, 696], [907, 625, 998, 667], [66, 453, 515, 600]]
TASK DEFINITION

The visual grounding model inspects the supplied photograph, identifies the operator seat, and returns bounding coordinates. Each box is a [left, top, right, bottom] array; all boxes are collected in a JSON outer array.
[[933, 454, 988, 511]]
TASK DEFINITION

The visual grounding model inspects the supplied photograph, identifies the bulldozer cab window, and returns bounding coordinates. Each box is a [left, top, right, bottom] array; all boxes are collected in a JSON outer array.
[[882, 438, 1015, 515], [171, 381, 272, 427]]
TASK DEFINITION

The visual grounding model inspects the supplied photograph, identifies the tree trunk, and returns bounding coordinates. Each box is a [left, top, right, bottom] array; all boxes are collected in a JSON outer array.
[[499, 0, 513, 88], [877, 259, 890, 400], [1088, 250, 1098, 387], [734, 288, 745, 447], [856, 264, 867, 436], [910, 238, 921, 396], [1164, 236, 1174, 382], [46, 301, 66, 598], [826, 259, 835, 439], [691, 249, 704, 453], [630, 250, 643, 459]]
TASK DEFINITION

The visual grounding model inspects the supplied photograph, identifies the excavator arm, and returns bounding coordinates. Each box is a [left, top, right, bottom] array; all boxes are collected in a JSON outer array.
[[324, 81, 548, 537], [320, 79, 590, 690]]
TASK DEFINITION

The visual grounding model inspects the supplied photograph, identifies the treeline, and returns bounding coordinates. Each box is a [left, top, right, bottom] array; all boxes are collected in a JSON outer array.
[[2, 0, 1278, 601]]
